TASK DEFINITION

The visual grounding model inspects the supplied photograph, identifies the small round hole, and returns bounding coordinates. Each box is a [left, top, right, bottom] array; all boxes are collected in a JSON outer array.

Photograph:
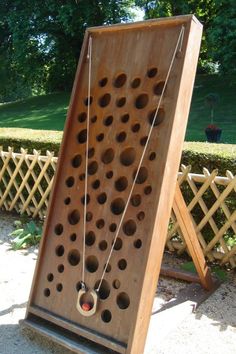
[[109, 223, 117, 232], [113, 280, 121, 289], [88, 147, 95, 158], [78, 112, 86, 123], [81, 194, 90, 205], [86, 255, 99, 273], [79, 173, 85, 181], [72, 154, 82, 168], [58, 264, 64, 273], [91, 115, 97, 123], [44, 288, 50, 297], [140, 136, 148, 146], [147, 67, 158, 78], [64, 197, 71, 205], [114, 238, 122, 251], [101, 310, 112, 323], [149, 152, 156, 160], [77, 129, 87, 144], [86, 212, 93, 222], [116, 131, 126, 142], [114, 73, 127, 88], [123, 220, 136, 236], [104, 115, 113, 126], [99, 240, 108, 251], [118, 259, 127, 270], [116, 97, 126, 107], [137, 211, 145, 221], [88, 161, 98, 175], [92, 179, 100, 189], [120, 147, 136, 166], [153, 81, 165, 95], [121, 113, 129, 123], [111, 198, 125, 215], [55, 245, 64, 257], [132, 123, 140, 132], [56, 283, 63, 292], [96, 219, 105, 229], [68, 210, 80, 225], [102, 148, 114, 164], [131, 194, 141, 207], [144, 185, 152, 195], [47, 273, 54, 282], [134, 166, 148, 184], [106, 171, 113, 179], [115, 176, 128, 192], [97, 193, 107, 204], [149, 108, 165, 126], [134, 239, 142, 249], [131, 77, 141, 88], [70, 233, 77, 242], [68, 249, 80, 266], [84, 96, 93, 106], [117, 292, 130, 309], [105, 263, 111, 273], [99, 93, 111, 107], [86, 231, 96, 246], [96, 133, 104, 142], [135, 94, 149, 109], [54, 224, 63, 235], [99, 77, 108, 87], [66, 176, 74, 188]]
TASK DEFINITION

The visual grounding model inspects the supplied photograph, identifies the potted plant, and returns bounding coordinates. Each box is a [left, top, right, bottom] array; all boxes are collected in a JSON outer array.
[[204, 93, 222, 142]]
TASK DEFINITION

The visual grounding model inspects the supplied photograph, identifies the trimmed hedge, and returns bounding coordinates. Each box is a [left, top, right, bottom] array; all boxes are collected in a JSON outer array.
[[0, 128, 236, 175]]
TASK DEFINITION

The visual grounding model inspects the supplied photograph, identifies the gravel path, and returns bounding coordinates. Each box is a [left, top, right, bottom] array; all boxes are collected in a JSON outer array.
[[0, 212, 235, 354]]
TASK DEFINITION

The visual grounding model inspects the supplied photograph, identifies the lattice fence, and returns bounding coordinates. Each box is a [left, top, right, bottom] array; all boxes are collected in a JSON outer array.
[[0, 147, 236, 266]]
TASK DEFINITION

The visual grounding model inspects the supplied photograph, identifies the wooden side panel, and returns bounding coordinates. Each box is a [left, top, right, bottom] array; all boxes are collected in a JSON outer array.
[[25, 15, 202, 353]]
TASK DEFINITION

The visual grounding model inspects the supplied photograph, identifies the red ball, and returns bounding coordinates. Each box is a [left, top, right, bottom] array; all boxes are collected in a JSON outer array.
[[82, 302, 91, 311]]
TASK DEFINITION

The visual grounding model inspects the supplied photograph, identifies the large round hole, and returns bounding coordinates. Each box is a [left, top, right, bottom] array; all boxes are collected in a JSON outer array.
[[131, 194, 141, 207], [92, 179, 100, 189], [154, 81, 165, 95], [109, 223, 117, 232], [95, 280, 111, 300], [77, 129, 87, 144], [113, 279, 121, 289], [96, 133, 104, 142], [118, 259, 127, 270], [86, 255, 99, 273], [117, 292, 130, 309], [114, 73, 127, 88], [101, 310, 112, 323], [134, 166, 148, 184], [135, 94, 149, 109], [54, 224, 63, 235], [86, 231, 95, 246], [104, 115, 113, 126], [68, 210, 80, 225], [102, 148, 114, 164], [55, 245, 64, 257], [121, 113, 129, 123], [66, 176, 74, 188], [99, 93, 111, 107], [147, 67, 158, 78], [71, 154, 82, 168], [116, 131, 126, 142], [116, 97, 126, 107], [57, 264, 64, 273], [97, 193, 107, 204], [81, 194, 90, 205], [123, 220, 137, 236], [115, 176, 128, 192], [99, 240, 108, 251], [68, 249, 80, 266], [111, 198, 125, 215], [149, 108, 165, 126], [47, 273, 54, 282], [114, 238, 122, 251], [134, 239, 142, 249], [88, 161, 98, 175], [84, 96, 93, 106], [96, 219, 105, 229], [131, 77, 141, 88], [99, 77, 108, 87], [78, 112, 86, 123], [120, 147, 136, 166]]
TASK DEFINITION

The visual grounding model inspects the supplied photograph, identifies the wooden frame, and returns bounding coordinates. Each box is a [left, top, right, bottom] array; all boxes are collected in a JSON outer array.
[[23, 15, 205, 354]]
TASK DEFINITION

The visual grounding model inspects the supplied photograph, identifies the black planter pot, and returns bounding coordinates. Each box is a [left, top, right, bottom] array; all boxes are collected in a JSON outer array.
[[205, 128, 222, 143]]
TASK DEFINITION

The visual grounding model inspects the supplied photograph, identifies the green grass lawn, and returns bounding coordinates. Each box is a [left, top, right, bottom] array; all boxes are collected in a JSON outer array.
[[0, 74, 235, 143]]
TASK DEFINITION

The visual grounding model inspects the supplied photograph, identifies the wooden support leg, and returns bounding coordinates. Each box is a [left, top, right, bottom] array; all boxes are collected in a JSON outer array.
[[171, 184, 214, 290]]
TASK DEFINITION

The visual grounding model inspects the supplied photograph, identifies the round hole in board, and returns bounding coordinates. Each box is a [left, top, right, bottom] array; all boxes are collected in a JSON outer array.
[[71, 154, 82, 168], [133, 166, 148, 184], [88, 161, 98, 175], [153, 81, 165, 95], [116, 97, 126, 107], [81, 194, 90, 205], [132, 123, 140, 133], [102, 148, 114, 164], [144, 185, 152, 195], [99, 240, 108, 251], [135, 94, 149, 109], [118, 259, 127, 270], [134, 239, 142, 249], [111, 198, 125, 215], [88, 147, 95, 158], [109, 223, 117, 232], [104, 115, 113, 126], [149, 152, 156, 160], [68, 210, 80, 225], [84, 96, 93, 106], [57, 264, 64, 273], [56, 283, 63, 292], [44, 288, 50, 297], [91, 115, 97, 123], [140, 136, 148, 146], [95, 280, 111, 300], [137, 211, 145, 221], [101, 310, 112, 323], [55, 245, 64, 257], [123, 219, 137, 236], [113, 279, 121, 289], [70, 233, 77, 242], [99, 93, 111, 107], [86, 255, 99, 273], [97, 192, 107, 204], [149, 108, 165, 126], [68, 249, 80, 266], [86, 211, 93, 222], [66, 176, 74, 188], [114, 237, 122, 251], [116, 131, 126, 142], [79, 173, 85, 181], [54, 224, 63, 235], [78, 112, 86, 123], [99, 77, 108, 87], [130, 194, 141, 207], [106, 171, 113, 179], [85, 231, 96, 246], [92, 179, 100, 189], [105, 263, 111, 273], [115, 176, 128, 192], [147, 67, 158, 78], [114, 73, 127, 88], [96, 219, 105, 229], [120, 147, 136, 166], [96, 133, 104, 142], [47, 273, 54, 282], [77, 129, 87, 144], [121, 113, 130, 123], [64, 197, 71, 205], [131, 77, 141, 88], [117, 292, 130, 309]]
